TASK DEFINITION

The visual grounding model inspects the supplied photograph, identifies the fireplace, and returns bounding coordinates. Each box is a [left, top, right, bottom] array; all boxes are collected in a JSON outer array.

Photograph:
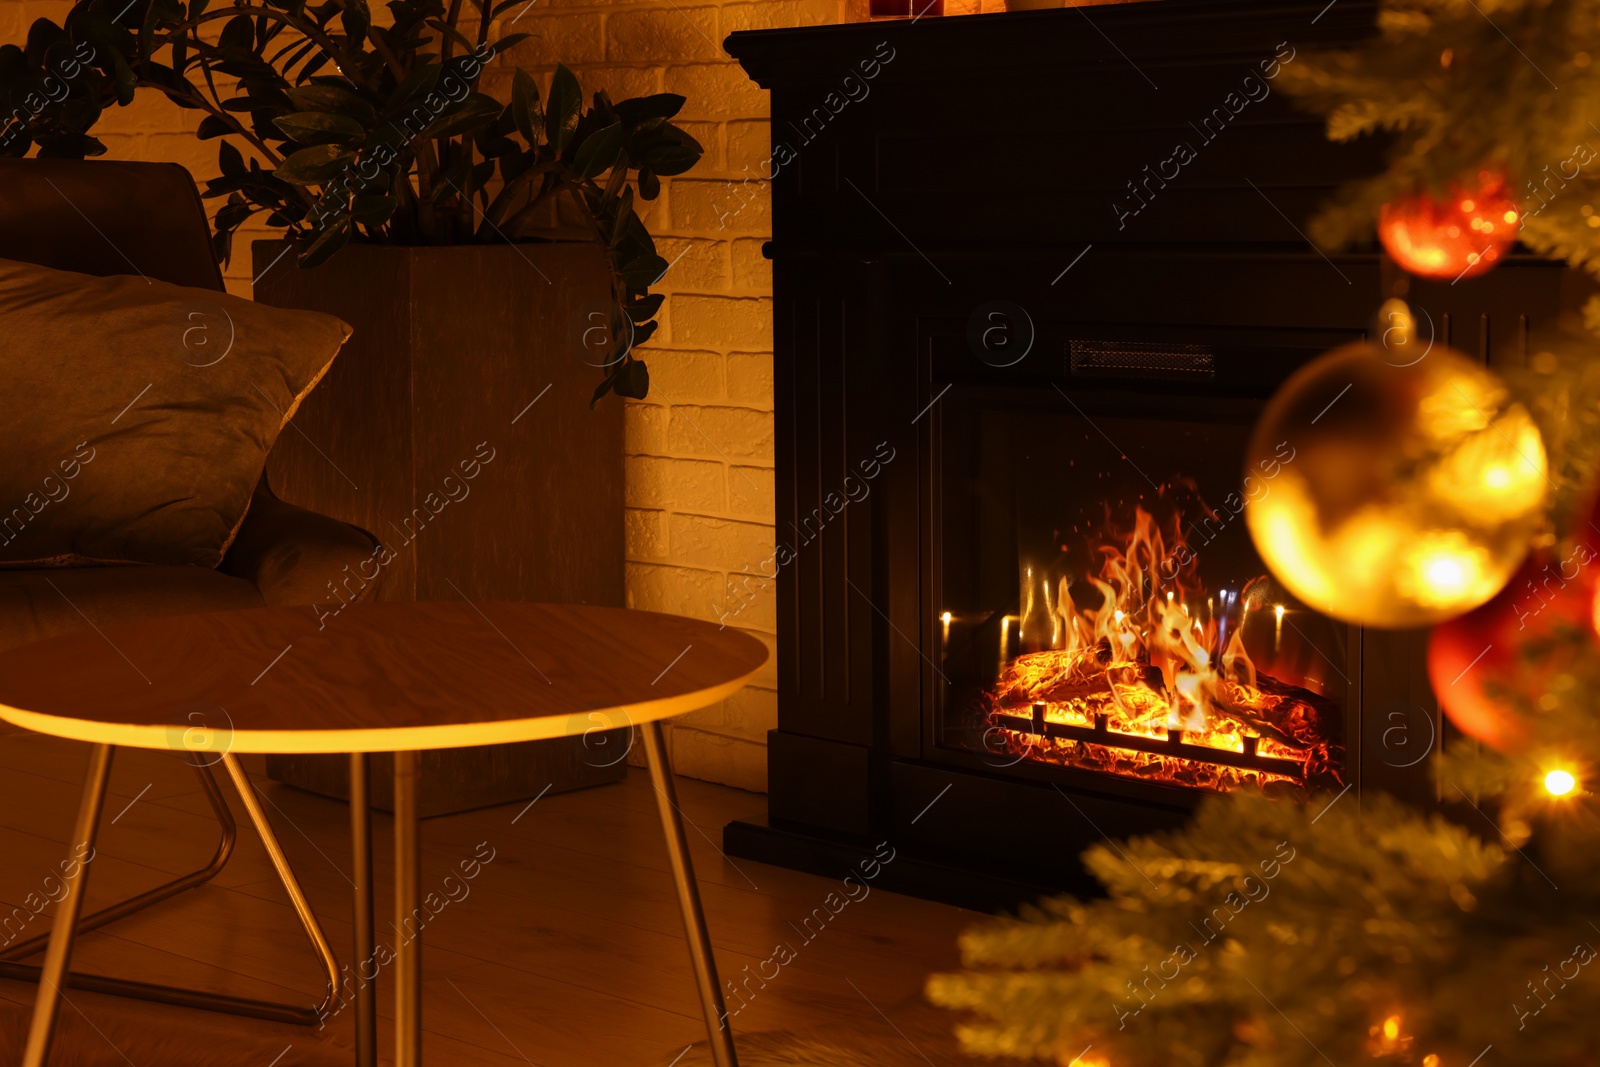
[[939, 389, 1348, 796], [723, 0, 1582, 910]]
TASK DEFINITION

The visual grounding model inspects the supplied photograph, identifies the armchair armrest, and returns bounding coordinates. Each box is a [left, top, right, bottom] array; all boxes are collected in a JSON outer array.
[[220, 478, 383, 607]]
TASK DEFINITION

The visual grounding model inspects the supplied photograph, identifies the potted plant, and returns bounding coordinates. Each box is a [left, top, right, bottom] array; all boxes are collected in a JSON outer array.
[[0, 0, 704, 811], [0, 0, 699, 402]]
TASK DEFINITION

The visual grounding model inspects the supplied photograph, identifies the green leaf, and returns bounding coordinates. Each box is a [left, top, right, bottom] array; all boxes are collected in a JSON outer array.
[[24, 19, 66, 68], [218, 139, 245, 176], [426, 18, 475, 54], [217, 14, 253, 51], [624, 293, 664, 322], [511, 67, 538, 143], [631, 124, 702, 176], [608, 186, 635, 244], [350, 193, 396, 223], [385, 61, 440, 115], [288, 84, 378, 124], [492, 33, 529, 53], [341, 0, 371, 46], [214, 195, 255, 232], [614, 93, 684, 126], [544, 63, 581, 155], [274, 111, 367, 145], [139, 2, 161, 74], [418, 92, 502, 139], [298, 215, 351, 267], [570, 120, 626, 180], [613, 358, 649, 400], [197, 114, 235, 139], [619, 253, 668, 290], [428, 156, 471, 205], [638, 166, 660, 200], [275, 143, 355, 185], [109, 50, 137, 106]]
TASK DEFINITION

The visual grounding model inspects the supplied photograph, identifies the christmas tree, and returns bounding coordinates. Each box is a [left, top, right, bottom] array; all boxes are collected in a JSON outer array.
[[1276, 0, 1600, 312], [928, 3, 1600, 1062]]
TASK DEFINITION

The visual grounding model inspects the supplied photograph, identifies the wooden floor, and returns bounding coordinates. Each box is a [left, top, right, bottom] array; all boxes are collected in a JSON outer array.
[[0, 727, 979, 1065]]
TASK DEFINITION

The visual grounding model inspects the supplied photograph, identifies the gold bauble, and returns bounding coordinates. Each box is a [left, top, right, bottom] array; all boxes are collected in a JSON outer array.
[[1244, 340, 1546, 628]]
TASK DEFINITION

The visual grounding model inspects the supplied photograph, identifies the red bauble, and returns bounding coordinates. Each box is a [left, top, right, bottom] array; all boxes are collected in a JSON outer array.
[[1379, 172, 1521, 280], [1428, 548, 1595, 751]]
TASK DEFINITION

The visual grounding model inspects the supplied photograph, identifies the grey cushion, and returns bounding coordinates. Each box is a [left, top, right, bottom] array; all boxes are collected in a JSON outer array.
[[0, 565, 263, 654], [0, 256, 351, 569]]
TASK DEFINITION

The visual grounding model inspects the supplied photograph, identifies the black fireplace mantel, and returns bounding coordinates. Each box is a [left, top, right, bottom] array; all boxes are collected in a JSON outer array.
[[722, 0, 1580, 912]]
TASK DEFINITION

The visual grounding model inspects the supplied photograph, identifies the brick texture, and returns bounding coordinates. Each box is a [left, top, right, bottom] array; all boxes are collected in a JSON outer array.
[[0, 0, 881, 791]]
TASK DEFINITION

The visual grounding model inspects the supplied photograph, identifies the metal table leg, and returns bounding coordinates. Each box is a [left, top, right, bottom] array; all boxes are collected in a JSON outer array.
[[350, 753, 378, 1067], [5, 753, 342, 1026], [641, 722, 740, 1067], [394, 750, 422, 1067], [22, 743, 115, 1067], [0, 753, 236, 966], [220, 754, 341, 1023]]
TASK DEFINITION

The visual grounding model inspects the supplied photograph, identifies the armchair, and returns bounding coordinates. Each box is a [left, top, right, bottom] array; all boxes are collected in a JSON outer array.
[[0, 157, 377, 1024]]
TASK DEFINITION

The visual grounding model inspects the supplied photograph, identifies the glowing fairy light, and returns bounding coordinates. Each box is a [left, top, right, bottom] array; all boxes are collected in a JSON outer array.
[[1544, 768, 1577, 796], [1274, 603, 1285, 651]]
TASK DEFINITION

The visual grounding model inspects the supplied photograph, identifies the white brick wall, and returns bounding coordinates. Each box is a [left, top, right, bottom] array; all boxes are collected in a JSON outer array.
[[501, 0, 851, 791]]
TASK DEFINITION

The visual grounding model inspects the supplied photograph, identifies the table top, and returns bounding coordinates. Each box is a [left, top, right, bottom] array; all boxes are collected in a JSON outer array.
[[0, 602, 767, 754]]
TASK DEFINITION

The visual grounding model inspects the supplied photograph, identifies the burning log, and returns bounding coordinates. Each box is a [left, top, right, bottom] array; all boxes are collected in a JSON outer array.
[[975, 502, 1344, 793]]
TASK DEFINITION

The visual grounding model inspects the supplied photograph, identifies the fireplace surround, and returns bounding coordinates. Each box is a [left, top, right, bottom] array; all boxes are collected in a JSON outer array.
[[723, 0, 1582, 910]]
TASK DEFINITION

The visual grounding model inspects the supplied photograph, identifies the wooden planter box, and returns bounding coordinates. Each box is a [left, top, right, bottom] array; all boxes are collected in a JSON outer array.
[[252, 240, 627, 815]]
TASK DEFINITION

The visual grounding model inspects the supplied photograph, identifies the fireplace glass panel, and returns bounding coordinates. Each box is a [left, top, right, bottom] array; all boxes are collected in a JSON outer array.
[[937, 393, 1348, 794]]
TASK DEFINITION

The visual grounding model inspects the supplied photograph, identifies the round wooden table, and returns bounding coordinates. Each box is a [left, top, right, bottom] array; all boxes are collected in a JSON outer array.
[[0, 601, 767, 1067]]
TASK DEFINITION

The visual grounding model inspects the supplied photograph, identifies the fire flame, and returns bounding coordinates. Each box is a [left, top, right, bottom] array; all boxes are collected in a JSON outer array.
[[984, 505, 1343, 792]]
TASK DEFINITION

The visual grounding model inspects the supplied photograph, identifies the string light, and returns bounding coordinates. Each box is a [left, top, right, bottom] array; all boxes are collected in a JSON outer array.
[[1544, 768, 1578, 796], [1367, 1012, 1413, 1057]]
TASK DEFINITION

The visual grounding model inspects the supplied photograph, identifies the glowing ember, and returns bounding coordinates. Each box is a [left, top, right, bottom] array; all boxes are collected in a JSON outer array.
[[980, 504, 1344, 793]]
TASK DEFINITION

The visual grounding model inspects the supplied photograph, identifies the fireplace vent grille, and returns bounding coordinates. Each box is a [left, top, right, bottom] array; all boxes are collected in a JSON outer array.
[[1069, 340, 1217, 381]]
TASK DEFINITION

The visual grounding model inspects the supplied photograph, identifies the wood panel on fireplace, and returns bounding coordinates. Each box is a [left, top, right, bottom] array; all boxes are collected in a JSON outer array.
[[724, 0, 1583, 911]]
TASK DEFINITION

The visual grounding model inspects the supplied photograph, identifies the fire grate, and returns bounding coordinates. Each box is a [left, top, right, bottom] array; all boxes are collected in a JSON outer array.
[[993, 702, 1308, 780]]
